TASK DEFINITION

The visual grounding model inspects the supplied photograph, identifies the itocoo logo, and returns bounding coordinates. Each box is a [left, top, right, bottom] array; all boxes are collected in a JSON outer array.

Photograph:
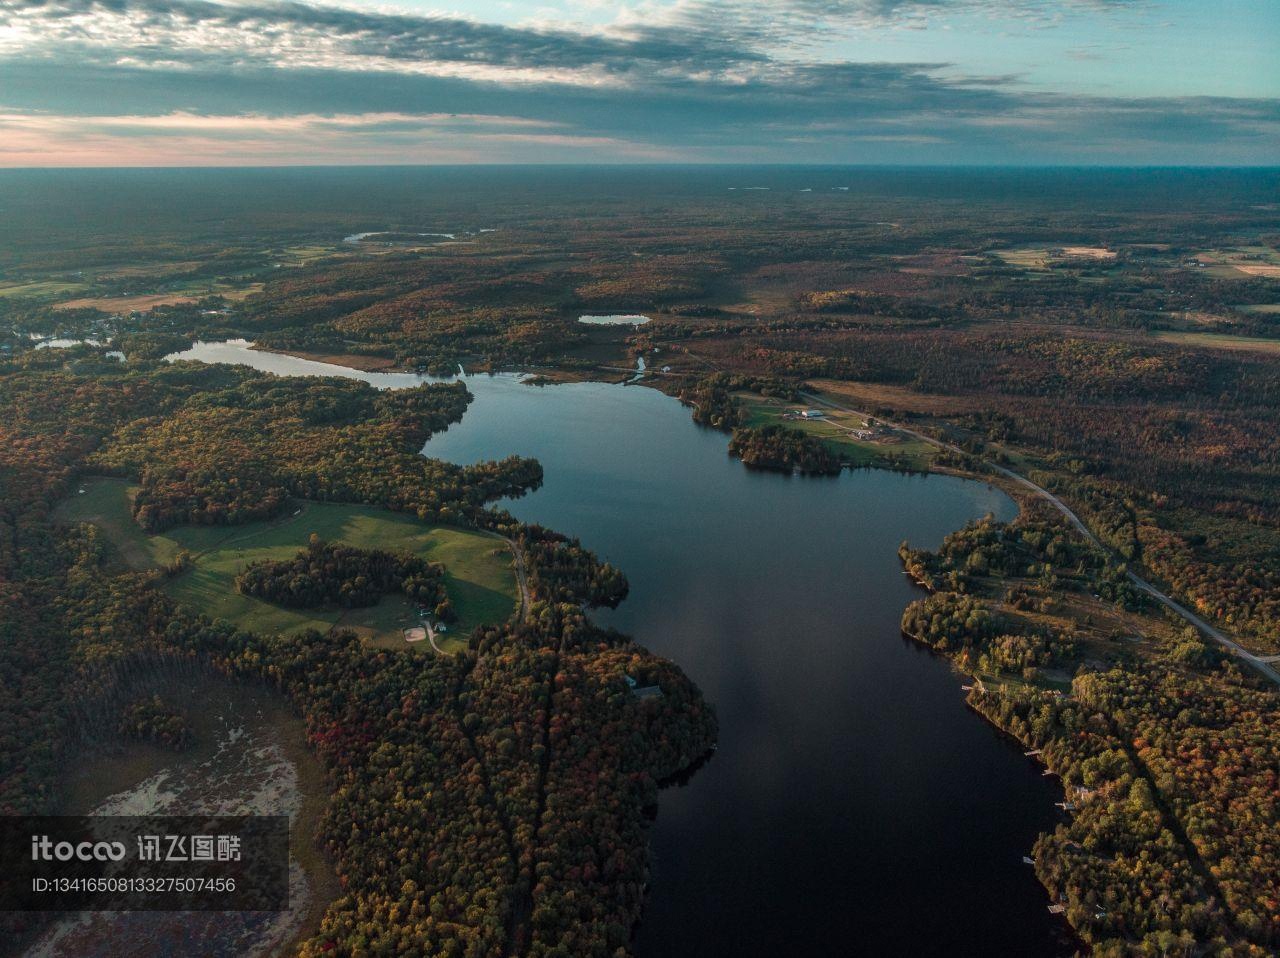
[[30, 835, 127, 862]]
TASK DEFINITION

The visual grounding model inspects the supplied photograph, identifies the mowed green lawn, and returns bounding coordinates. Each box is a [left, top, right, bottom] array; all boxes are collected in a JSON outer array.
[[0, 280, 91, 300], [736, 393, 936, 468], [56, 478, 518, 651]]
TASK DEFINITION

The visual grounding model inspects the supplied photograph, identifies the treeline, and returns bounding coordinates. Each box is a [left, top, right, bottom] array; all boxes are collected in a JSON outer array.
[[737, 328, 1213, 401], [677, 372, 798, 430], [89, 366, 544, 534], [116, 695, 194, 751], [519, 525, 629, 608], [728, 424, 842, 475], [972, 663, 1280, 956], [236, 535, 450, 613], [898, 590, 1077, 680], [900, 510, 1280, 954], [899, 513, 1145, 611]]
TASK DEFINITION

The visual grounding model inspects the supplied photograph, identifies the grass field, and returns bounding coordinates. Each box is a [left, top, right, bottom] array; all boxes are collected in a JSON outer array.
[[56, 478, 517, 652], [1155, 331, 1280, 355], [736, 393, 936, 468], [54, 280, 262, 313], [0, 280, 91, 300], [275, 245, 346, 265], [993, 245, 1114, 269]]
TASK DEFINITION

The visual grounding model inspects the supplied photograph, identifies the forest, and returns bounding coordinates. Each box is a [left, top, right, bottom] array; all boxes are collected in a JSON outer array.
[[726, 424, 842, 475], [115, 694, 195, 751], [236, 536, 451, 613], [900, 511, 1279, 955], [1, 167, 1277, 954], [0, 347, 715, 955]]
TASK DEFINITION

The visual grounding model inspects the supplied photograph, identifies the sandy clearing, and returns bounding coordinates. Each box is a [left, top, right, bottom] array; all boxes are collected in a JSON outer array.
[[55, 293, 196, 313], [1234, 264, 1280, 278], [805, 378, 986, 415]]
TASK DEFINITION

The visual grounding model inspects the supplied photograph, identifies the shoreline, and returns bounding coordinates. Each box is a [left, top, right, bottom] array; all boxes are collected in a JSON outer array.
[[207, 340, 1150, 951]]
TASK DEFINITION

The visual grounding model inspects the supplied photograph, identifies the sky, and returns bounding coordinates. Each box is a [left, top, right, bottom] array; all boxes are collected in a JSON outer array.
[[0, 0, 1277, 166]]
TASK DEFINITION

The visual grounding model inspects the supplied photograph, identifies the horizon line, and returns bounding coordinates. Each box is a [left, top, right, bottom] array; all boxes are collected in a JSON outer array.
[[2, 162, 1279, 172]]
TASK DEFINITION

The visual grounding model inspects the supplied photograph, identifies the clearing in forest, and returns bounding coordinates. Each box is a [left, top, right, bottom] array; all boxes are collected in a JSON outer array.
[[56, 478, 518, 651]]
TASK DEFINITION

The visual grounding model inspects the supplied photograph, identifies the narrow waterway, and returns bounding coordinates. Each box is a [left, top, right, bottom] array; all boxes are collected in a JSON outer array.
[[168, 342, 1070, 956]]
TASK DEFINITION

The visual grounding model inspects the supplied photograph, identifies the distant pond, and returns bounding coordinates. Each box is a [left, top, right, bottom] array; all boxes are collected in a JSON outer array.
[[166, 341, 1071, 957]]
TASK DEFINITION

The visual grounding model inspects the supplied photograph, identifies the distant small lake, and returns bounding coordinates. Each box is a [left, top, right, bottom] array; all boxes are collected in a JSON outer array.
[[165, 340, 1069, 957], [35, 337, 103, 349], [343, 228, 496, 245], [578, 313, 651, 326]]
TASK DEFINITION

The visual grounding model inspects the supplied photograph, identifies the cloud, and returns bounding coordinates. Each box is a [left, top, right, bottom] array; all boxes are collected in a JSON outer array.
[[0, 0, 1275, 164], [0, 0, 1149, 83], [0, 108, 684, 165], [1, 0, 763, 84]]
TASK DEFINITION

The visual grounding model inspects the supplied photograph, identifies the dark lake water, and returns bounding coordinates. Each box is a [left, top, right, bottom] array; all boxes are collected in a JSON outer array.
[[169, 342, 1069, 957]]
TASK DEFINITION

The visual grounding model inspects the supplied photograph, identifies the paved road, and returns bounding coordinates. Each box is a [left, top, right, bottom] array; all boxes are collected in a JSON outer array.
[[800, 390, 1280, 687]]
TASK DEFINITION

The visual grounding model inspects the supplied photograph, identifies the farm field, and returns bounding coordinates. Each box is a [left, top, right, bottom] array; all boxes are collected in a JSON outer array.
[[992, 244, 1115, 269], [1191, 245, 1280, 278], [56, 478, 517, 651], [53, 282, 264, 314], [54, 293, 197, 313]]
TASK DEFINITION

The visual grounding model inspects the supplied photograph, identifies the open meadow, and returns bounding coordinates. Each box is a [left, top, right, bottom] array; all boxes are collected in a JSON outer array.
[[56, 478, 518, 651]]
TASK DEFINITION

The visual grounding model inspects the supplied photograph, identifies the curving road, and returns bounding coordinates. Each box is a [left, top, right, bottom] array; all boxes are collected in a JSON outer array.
[[800, 390, 1280, 687]]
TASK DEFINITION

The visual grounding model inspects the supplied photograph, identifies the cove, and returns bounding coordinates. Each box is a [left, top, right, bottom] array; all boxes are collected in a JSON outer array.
[[167, 342, 1069, 956]]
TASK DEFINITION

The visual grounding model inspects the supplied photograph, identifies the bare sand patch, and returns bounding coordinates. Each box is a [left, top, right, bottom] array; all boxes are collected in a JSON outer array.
[[55, 293, 195, 313], [1234, 264, 1280, 278], [1061, 246, 1116, 260], [264, 348, 401, 371]]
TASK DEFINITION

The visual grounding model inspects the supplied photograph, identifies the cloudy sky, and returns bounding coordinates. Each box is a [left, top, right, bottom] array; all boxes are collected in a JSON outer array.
[[0, 0, 1277, 165]]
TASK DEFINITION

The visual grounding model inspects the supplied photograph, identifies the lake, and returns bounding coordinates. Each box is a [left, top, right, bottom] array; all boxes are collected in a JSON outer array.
[[167, 341, 1070, 956]]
